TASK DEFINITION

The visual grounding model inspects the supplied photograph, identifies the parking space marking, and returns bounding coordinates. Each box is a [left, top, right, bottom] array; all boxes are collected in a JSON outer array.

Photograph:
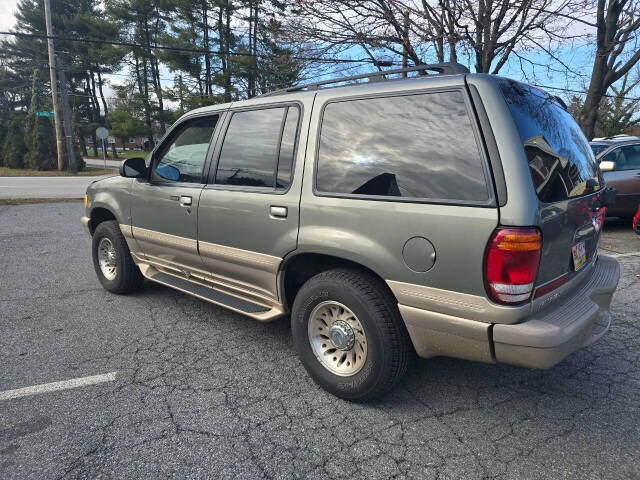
[[0, 372, 117, 401]]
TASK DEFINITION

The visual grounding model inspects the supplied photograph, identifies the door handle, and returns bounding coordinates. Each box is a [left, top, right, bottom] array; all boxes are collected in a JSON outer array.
[[270, 206, 288, 218], [179, 196, 192, 206]]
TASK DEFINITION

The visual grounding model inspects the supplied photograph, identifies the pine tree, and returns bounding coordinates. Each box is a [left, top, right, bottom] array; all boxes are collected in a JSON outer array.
[[24, 70, 57, 170], [0, 119, 7, 166], [3, 118, 27, 169]]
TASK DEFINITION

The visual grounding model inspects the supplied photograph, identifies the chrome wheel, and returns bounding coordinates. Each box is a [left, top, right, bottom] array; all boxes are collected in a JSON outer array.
[[308, 301, 367, 376], [97, 237, 118, 281]]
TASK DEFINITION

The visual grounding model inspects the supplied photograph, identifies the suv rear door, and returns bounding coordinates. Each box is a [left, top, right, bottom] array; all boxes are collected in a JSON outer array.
[[497, 79, 605, 292], [197, 101, 307, 303]]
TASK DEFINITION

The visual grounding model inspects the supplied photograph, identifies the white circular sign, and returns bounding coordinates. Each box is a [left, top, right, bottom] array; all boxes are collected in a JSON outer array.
[[96, 126, 109, 139]]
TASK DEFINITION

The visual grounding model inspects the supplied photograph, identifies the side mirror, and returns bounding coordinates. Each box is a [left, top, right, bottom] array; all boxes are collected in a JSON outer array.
[[599, 160, 616, 172], [120, 157, 148, 178]]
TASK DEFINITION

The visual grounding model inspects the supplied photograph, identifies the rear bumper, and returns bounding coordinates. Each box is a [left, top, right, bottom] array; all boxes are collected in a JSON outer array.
[[398, 254, 620, 369], [492, 254, 619, 369]]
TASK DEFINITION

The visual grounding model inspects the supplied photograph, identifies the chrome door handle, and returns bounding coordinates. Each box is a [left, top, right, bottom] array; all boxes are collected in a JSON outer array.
[[270, 206, 288, 218], [179, 196, 192, 206]]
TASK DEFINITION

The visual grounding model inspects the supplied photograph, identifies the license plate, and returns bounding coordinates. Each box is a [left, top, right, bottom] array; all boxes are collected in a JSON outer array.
[[572, 241, 587, 271]]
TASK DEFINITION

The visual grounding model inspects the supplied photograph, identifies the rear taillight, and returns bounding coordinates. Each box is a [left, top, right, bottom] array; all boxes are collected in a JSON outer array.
[[484, 227, 542, 305], [633, 206, 640, 233]]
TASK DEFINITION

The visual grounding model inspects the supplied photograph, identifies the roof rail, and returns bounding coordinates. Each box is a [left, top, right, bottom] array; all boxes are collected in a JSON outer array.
[[259, 62, 470, 98]]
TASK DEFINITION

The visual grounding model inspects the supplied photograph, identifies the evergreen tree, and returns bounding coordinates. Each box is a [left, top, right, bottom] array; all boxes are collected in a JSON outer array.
[[3, 118, 27, 169], [24, 70, 57, 170], [0, 119, 7, 166]]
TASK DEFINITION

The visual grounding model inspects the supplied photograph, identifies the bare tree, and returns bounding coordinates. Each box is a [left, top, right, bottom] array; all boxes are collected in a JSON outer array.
[[578, 0, 640, 140], [289, 0, 572, 73]]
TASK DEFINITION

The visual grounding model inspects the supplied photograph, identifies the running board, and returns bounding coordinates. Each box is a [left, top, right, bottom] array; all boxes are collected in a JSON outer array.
[[143, 269, 284, 322]]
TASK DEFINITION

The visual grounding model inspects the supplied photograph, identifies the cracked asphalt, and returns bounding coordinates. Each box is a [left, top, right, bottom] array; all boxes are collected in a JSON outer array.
[[1, 202, 639, 479]]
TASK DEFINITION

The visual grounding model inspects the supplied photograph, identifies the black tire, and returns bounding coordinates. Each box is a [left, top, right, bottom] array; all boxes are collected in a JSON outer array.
[[92, 220, 143, 294], [291, 268, 411, 402]]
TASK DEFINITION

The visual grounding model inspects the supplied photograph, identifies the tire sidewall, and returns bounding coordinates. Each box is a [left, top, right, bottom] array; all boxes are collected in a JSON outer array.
[[292, 276, 392, 400]]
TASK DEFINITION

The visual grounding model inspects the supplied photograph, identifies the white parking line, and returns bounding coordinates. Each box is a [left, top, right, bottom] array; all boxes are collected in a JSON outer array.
[[0, 372, 117, 401]]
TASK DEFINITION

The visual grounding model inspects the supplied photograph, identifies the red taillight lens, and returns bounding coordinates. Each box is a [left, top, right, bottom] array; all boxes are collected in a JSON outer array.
[[485, 227, 542, 305], [633, 206, 640, 232]]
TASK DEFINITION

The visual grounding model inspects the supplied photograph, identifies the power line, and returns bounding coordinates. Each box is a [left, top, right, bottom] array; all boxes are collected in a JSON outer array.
[[2, 30, 637, 101], [0, 31, 377, 65]]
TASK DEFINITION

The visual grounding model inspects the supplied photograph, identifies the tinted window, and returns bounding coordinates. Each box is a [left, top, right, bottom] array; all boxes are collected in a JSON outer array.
[[151, 116, 218, 183], [590, 143, 608, 157], [316, 92, 489, 201], [216, 108, 285, 187], [606, 145, 640, 171], [499, 80, 601, 202], [276, 108, 299, 189]]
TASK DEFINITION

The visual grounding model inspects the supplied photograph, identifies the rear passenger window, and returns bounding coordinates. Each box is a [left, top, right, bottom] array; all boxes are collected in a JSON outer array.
[[214, 106, 300, 189], [315, 92, 489, 202]]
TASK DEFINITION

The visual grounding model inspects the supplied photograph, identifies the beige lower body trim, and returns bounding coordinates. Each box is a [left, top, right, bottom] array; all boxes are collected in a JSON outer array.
[[131, 226, 201, 268], [124, 225, 285, 322], [199, 241, 282, 299], [399, 304, 493, 362], [387, 279, 529, 325], [81, 216, 91, 236]]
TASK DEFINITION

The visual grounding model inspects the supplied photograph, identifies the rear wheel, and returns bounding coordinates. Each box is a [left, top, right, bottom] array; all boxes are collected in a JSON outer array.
[[291, 268, 411, 401], [92, 220, 143, 294]]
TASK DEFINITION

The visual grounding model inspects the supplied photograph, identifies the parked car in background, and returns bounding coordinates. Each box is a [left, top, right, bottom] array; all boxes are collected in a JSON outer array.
[[590, 136, 640, 218], [82, 65, 620, 401]]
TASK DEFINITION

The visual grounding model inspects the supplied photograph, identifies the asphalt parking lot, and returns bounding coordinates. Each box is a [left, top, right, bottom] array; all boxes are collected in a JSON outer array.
[[1, 201, 639, 479]]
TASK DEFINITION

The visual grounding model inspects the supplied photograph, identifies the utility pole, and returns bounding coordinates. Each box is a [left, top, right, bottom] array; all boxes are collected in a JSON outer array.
[[56, 57, 77, 172], [402, 11, 409, 78], [43, 0, 65, 171]]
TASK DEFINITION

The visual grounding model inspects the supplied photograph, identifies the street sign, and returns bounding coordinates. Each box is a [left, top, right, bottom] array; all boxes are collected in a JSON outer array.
[[95, 126, 109, 139], [95, 127, 110, 168], [36, 111, 54, 117]]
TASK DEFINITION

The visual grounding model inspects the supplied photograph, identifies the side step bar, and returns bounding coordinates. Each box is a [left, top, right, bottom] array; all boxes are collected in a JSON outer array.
[[144, 269, 284, 322]]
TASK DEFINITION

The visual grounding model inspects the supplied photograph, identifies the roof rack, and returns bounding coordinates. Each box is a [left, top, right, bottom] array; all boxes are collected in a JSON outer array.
[[259, 62, 470, 98]]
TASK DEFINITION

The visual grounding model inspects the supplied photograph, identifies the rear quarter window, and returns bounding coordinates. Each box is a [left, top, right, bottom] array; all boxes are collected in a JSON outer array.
[[315, 91, 490, 203], [499, 79, 601, 203]]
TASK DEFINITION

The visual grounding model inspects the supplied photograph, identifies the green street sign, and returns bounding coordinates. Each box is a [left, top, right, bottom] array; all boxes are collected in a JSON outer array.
[[36, 111, 54, 117]]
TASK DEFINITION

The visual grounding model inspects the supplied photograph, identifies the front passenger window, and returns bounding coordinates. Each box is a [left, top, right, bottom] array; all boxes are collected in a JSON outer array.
[[151, 116, 218, 183]]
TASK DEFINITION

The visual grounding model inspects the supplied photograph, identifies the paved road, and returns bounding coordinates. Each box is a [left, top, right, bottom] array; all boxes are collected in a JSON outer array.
[[83, 158, 123, 170], [0, 176, 113, 199], [1, 203, 639, 479]]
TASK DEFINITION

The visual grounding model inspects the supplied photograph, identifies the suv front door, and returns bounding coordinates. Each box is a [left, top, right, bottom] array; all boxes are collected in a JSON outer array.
[[130, 114, 221, 273], [197, 104, 305, 303], [601, 144, 640, 217]]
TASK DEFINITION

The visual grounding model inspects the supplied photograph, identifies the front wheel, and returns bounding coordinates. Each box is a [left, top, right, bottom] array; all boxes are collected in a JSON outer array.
[[92, 220, 143, 294], [291, 268, 411, 401]]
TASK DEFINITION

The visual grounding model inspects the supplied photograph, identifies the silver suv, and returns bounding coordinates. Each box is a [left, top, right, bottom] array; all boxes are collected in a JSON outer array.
[[82, 64, 620, 401]]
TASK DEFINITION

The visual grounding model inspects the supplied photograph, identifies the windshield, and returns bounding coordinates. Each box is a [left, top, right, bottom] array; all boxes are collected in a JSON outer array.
[[590, 143, 608, 157], [499, 79, 602, 203]]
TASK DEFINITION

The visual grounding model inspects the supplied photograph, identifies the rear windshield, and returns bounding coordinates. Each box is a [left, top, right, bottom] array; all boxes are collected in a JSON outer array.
[[499, 79, 601, 203]]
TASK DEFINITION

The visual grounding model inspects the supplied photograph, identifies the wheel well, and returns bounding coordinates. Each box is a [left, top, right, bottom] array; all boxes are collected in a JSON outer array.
[[89, 207, 117, 234], [281, 253, 394, 310]]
